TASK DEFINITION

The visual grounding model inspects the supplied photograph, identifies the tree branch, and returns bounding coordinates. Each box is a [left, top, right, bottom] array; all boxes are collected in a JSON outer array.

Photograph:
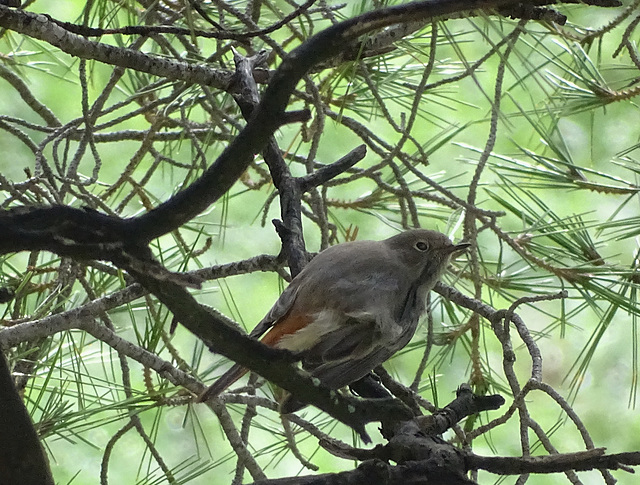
[[128, 268, 415, 442], [467, 449, 640, 475], [0, 7, 233, 89], [0, 351, 54, 485]]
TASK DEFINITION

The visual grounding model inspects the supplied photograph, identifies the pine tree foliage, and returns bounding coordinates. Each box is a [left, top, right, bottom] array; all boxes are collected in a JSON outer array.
[[0, 0, 639, 483]]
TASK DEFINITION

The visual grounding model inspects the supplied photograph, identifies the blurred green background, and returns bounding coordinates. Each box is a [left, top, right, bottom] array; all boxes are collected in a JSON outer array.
[[1, 0, 639, 483]]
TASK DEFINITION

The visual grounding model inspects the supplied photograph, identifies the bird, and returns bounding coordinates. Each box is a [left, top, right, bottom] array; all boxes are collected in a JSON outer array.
[[199, 229, 469, 411]]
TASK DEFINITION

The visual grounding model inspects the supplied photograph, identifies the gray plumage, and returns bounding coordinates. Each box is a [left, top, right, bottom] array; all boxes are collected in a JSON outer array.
[[199, 229, 468, 408]]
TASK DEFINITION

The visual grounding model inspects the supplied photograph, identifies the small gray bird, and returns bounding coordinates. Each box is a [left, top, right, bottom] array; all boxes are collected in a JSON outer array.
[[199, 229, 469, 411]]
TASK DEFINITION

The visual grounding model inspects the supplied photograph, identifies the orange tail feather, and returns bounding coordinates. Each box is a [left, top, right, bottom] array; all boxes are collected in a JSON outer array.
[[199, 313, 312, 402]]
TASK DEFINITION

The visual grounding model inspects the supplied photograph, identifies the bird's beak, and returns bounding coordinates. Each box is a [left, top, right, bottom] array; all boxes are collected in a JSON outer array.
[[448, 242, 471, 258]]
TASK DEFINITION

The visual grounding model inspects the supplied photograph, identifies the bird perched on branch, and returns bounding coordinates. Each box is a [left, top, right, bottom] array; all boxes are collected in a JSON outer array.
[[199, 229, 469, 412]]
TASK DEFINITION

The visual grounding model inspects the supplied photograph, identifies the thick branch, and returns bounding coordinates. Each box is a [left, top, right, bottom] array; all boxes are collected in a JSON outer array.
[[414, 384, 505, 436], [125, 0, 542, 241], [249, 459, 477, 485], [129, 269, 413, 442], [229, 49, 310, 276], [467, 449, 640, 475], [0, 351, 54, 485], [0, 0, 621, 251]]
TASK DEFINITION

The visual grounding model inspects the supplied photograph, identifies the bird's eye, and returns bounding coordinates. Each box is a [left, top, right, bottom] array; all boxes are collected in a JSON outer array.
[[415, 241, 429, 251]]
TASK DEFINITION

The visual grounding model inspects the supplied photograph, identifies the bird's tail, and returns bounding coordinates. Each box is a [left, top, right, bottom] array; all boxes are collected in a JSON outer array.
[[198, 313, 309, 403], [198, 363, 248, 402]]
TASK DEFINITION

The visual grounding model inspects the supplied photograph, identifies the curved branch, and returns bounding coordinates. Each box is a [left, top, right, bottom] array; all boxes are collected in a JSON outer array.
[[0, 0, 619, 249], [130, 0, 525, 240]]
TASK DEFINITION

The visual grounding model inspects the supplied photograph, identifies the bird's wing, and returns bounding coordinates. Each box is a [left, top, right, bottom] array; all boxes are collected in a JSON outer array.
[[248, 283, 300, 338], [300, 314, 377, 364], [308, 344, 394, 390], [297, 314, 405, 390]]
